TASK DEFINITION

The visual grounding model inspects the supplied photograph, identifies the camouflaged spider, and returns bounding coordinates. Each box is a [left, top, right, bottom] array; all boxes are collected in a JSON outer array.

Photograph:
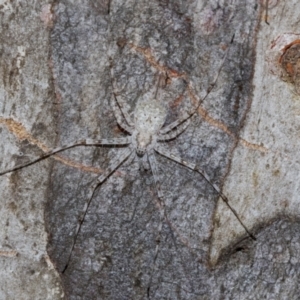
[[0, 80, 255, 272], [0, 51, 255, 271]]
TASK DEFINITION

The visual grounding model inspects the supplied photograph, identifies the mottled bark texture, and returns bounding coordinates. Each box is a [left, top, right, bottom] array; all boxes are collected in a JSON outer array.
[[1, 0, 300, 299]]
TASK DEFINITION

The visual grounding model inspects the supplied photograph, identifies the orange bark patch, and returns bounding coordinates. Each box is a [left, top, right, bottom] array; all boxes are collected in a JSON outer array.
[[0, 118, 103, 174]]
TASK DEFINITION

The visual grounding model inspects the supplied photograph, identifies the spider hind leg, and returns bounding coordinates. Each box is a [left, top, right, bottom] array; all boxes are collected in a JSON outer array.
[[111, 95, 134, 134], [62, 147, 133, 273], [154, 145, 256, 241]]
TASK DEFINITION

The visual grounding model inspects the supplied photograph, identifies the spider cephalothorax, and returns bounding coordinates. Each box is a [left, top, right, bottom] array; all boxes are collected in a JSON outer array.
[[132, 99, 167, 156]]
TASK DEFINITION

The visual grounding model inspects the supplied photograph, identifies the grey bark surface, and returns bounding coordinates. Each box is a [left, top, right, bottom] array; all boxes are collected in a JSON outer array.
[[1, 0, 300, 299]]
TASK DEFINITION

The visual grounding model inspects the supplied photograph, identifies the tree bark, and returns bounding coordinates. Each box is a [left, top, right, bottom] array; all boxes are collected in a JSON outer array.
[[1, 0, 300, 299]]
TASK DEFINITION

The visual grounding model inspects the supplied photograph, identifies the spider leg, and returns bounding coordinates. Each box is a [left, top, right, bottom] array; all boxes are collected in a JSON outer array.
[[112, 93, 135, 127], [148, 151, 164, 199], [147, 151, 166, 295], [123, 149, 136, 166], [157, 118, 191, 141], [159, 111, 191, 135], [0, 137, 131, 176], [109, 65, 135, 128], [111, 95, 134, 134], [159, 43, 230, 135], [62, 147, 133, 273], [154, 145, 256, 241]]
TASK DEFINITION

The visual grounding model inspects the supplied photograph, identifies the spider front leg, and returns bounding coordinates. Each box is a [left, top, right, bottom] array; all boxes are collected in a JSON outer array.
[[158, 111, 191, 135], [0, 137, 131, 176], [111, 95, 134, 134], [109, 65, 135, 128], [159, 43, 230, 136], [154, 145, 256, 241], [62, 147, 134, 273], [157, 118, 191, 141]]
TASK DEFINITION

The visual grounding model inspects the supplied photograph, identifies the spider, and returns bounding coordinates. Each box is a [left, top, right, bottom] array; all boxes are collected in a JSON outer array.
[[0, 56, 255, 273], [0, 82, 255, 269]]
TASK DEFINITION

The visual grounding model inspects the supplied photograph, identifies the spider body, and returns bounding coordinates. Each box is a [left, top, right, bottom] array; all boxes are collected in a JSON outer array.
[[132, 99, 167, 156]]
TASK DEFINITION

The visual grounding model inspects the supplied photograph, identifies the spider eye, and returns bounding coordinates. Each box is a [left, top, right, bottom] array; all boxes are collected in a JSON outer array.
[[136, 147, 145, 156]]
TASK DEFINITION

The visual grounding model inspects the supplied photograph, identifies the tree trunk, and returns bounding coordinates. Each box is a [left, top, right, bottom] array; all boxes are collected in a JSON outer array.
[[1, 0, 300, 299]]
